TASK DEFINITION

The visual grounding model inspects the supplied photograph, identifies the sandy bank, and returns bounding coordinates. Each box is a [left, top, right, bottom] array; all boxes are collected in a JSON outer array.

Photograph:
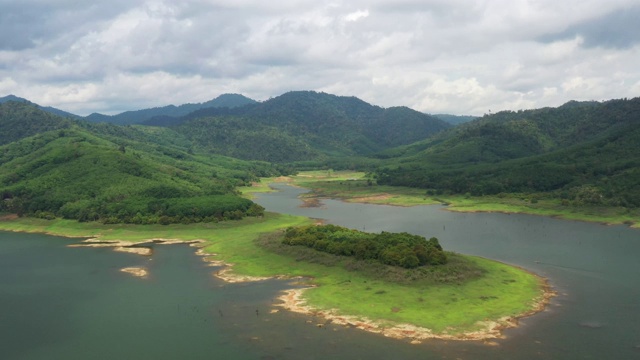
[[120, 267, 148, 278], [68, 238, 204, 255]]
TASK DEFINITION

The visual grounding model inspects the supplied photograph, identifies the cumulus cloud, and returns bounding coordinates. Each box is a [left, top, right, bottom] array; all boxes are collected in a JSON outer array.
[[1, 0, 639, 115]]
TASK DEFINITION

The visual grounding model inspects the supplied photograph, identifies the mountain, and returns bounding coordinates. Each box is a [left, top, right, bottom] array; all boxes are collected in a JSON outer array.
[[0, 95, 80, 119], [85, 93, 257, 125], [374, 97, 640, 206], [155, 91, 452, 162], [433, 114, 477, 125], [0, 102, 286, 224]]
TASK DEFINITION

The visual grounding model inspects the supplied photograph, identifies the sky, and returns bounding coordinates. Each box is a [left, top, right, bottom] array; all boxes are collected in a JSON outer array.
[[1, 0, 639, 116]]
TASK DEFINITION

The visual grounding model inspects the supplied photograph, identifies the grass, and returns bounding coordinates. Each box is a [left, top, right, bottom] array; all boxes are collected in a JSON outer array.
[[302, 256, 541, 333]]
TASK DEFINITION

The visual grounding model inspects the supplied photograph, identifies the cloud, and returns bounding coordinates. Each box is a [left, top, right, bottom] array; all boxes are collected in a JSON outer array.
[[539, 4, 640, 49], [1, 0, 639, 116]]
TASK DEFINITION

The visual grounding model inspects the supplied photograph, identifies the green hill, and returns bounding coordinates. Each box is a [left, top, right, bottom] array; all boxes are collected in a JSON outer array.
[[374, 98, 640, 207], [0, 101, 74, 145], [0, 103, 285, 224]]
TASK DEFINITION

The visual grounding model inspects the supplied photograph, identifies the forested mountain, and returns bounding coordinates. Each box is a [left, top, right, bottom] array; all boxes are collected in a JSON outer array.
[[0, 101, 74, 145], [85, 93, 257, 125], [0, 95, 80, 119], [153, 91, 452, 162], [4, 90, 639, 215], [0, 103, 286, 224], [375, 98, 640, 207]]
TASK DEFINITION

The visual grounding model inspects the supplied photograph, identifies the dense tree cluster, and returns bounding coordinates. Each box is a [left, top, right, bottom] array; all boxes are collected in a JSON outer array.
[[283, 224, 447, 269]]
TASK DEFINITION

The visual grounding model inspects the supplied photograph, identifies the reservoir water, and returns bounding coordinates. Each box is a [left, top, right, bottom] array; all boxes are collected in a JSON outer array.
[[1, 184, 639, 359]]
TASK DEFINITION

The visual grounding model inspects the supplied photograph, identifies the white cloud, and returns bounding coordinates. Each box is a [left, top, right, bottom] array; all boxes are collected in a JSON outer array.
[[1, 0, 639, 116], [344, 10, 369, 22]]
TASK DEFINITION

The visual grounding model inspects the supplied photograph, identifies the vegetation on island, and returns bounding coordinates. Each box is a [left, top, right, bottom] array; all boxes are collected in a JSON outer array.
[[283, 224, 447, 268]]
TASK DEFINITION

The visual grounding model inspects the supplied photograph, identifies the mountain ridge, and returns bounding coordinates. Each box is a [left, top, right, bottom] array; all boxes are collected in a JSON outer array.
[[85, 93, 257, 125]]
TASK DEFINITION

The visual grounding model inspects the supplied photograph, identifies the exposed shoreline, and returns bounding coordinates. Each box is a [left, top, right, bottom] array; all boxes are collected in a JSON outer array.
[[274, 283, 554, 344], [120, 266, 148, 278]]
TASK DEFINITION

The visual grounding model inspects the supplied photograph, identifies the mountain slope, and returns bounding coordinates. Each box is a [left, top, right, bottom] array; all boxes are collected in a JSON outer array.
[[0, 104, 286, 223], [0, 101, 73, 145], [374, 97, 640, 206]]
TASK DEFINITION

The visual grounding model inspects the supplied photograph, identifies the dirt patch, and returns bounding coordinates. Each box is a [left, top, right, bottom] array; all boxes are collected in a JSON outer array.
[[114, 246, 153, 256], [273, 176, 293, 182], [300, 198, 324, 208], [348, 194, 393, 203], [0, 214, 19, 221]]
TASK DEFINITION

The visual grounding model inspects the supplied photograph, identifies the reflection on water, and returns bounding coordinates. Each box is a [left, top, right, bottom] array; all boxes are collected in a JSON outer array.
[[1, 185, 639, 359]]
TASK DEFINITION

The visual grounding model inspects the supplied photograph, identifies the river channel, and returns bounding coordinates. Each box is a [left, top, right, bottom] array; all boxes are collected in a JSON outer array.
[[1, 183, 638, 359]]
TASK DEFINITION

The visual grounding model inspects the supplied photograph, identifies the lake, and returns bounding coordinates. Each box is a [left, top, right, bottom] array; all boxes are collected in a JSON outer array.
[[1, 184, 639, 359]]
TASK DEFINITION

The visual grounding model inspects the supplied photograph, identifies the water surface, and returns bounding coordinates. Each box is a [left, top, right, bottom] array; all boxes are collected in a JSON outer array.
[[1, 185, 639, 359]]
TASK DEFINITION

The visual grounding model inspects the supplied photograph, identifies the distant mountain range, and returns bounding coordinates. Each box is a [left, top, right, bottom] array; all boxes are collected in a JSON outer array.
[[84, 93, 257, 125]]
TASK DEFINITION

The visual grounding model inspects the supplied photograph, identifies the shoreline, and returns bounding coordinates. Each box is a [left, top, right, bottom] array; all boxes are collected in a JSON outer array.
[[275, 275, 555, 344], [298, 191, 639, 228], [269, 175, 639, 229]]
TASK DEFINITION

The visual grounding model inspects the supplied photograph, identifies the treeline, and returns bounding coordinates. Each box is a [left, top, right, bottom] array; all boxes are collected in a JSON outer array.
[[52, 195, 264, 224], [282, 224, 447, 269]]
